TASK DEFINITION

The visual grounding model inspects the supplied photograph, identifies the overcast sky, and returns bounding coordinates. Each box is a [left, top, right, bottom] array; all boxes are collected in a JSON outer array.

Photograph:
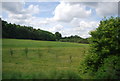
[[1, 1, 118, 38]]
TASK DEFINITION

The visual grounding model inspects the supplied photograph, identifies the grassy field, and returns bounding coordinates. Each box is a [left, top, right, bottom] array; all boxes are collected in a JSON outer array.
[[2, 39, 90, 79]]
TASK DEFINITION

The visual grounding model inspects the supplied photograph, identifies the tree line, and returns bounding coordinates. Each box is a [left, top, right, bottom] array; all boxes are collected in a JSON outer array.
[[59, 35, 89, 44], [2, 19, 89, 43], [2, 20, 56, 41]]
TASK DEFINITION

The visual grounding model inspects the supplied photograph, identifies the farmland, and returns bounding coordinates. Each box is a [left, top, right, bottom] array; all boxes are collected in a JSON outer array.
[[2, 39, 90, 79]]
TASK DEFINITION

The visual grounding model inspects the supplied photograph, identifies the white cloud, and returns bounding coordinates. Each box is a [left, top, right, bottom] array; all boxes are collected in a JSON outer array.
[[2, 2, 41, 26], [81, 2, 118, 17], [76, 21, 99, 38], [79, 21, 99, 31], [25, 4, 40, 14], [49, 24, 63, 33], [52, 2, 91, 22], [95, 2, 118, 17], [50, 20, 99, 38], [9, 13, 31, 20], [68, 20, 99, 38], [24, 17, 50, 28], [2, 2, 40, 15], [2, 2, 24, 14]]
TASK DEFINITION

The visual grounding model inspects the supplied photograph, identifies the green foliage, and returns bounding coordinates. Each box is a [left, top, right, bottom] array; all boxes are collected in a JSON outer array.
[[89, 17, 120, 71], [95, 56, 120, 79], [55, 32, 62, 40], [91, 17, 119, 54], [79, 17, 120, 79], [2, 20, 56, 41], [60, 35, 89, 44]]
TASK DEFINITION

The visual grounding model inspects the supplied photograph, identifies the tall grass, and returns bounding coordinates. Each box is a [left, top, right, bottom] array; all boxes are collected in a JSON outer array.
[[10, 48, 13, 56], [3, 39, 89, 79], [69, 55, 72, 63], [48, 69, 81, 79], [3, 69, 81, 79], [38, 49, 42, 58], [24, 48, 28, 58]]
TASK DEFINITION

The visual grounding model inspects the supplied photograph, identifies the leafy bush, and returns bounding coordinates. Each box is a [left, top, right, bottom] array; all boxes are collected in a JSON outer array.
[[95, 56, 120, 79], [79, 17, 120, 79]]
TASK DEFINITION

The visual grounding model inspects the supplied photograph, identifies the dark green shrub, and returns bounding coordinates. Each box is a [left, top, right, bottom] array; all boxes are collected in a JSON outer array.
[[89, 17, 120, 70], [79, 17, 120, 79], [95, 55, 120, 79]]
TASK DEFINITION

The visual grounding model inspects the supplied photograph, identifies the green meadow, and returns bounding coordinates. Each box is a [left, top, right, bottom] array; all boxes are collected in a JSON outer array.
[[2, 39, 90, 79]]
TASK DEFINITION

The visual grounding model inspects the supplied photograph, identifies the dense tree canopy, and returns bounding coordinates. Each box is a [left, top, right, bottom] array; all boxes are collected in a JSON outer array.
[[80, 17, 120, 79], [2, 20, 56, 41], [55, 32, 62, 40]]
